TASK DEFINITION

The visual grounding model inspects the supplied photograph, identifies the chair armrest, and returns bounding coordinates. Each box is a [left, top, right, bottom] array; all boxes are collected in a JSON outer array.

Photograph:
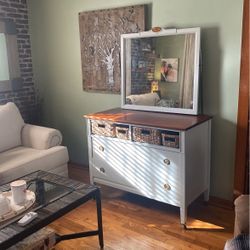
[[21, 124, 62, 150], [234, 195, 249, 237]]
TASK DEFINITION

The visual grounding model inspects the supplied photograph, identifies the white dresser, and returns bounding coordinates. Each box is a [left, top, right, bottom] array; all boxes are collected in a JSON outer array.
[[85, 108, 211, 225]]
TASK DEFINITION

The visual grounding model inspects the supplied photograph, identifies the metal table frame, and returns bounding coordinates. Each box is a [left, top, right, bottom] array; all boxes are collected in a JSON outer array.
[[0, 171, 104, 249], [55, 188, 104, 248]]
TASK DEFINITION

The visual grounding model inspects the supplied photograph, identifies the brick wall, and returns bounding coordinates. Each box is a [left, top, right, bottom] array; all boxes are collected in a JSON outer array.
[[0, 0, 38, 123], [131, 38, 156, 94]]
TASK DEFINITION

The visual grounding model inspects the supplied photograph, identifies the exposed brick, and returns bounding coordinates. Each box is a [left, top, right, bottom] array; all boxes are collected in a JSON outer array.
[[21, 60, 32, 64], [131, 38, 155, 94], [19, 53, 31, 58], [6, 13, 22, 18], [0, 1, 9, 7], [17, 34, 29, 40], [16, 18, 28, 24], [21, 44, 30, 49], [1, 7, 16, 12], [24, 48, 31, 53], [16, 8, 27, 14], [16, 23, 27, 28], [17, 28, 28, 34], [10, 3, 25, 9], [0, 13, 7, 18], [0, 0, 37, 124], [23, 77, 32, 82], [16, 38, 26, 43]]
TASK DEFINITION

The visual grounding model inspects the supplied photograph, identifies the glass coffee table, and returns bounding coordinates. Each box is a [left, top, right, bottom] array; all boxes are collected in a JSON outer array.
[[0, 170, 103, 249]]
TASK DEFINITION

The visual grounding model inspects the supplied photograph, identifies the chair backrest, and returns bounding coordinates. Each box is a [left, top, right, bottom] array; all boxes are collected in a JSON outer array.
[[0, 102, 24, 153], [234, 195, 249, 236]]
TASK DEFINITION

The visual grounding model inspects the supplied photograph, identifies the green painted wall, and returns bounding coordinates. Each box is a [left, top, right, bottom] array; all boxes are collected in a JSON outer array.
[[27, 0, 243, 200]]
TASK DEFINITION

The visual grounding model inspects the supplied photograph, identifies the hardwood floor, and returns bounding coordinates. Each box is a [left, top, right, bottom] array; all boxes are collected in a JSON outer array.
[[50, 164, 234, 250]]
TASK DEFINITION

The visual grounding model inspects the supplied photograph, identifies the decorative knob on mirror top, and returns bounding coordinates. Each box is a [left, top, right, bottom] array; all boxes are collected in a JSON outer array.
[[164, 183, 171, 191], [151, 27, 162, 32], [99, 146, 104, 152], [163, 159, 170, 165]]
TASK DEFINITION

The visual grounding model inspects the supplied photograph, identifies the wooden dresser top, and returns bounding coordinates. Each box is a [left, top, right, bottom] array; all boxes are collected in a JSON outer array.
[[84, 108, 212, 131]]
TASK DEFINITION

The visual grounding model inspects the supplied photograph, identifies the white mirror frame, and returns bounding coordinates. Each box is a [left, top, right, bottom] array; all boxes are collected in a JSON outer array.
[[121, 27, 201, 115]]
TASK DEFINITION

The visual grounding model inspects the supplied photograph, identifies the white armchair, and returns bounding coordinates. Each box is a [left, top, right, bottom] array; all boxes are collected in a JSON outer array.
[[0, 102, 69, 184], [22, 124, 63, 150], [224, 195, 249, 249]]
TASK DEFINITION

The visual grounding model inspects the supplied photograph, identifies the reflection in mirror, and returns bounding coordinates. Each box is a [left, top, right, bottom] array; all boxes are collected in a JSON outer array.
[[121, 28, 200, 115], [0, 33, 10, 81], [0, 20, 22, 92]]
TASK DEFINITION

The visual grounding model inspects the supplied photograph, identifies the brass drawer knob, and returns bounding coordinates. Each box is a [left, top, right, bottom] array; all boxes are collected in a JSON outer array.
[[164, 183, 171, 190], [99, 146, 104, 152], [100, 167, 105, 173], [163, 159, 170, 165]]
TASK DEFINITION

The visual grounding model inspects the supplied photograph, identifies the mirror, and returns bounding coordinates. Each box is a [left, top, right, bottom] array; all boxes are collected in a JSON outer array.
[[0, 20, 22, 92], [121, 28, 201, 115]]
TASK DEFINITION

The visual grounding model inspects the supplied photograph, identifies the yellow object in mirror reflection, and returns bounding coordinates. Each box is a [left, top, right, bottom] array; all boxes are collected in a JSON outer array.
[[151, 81, 159, 93]]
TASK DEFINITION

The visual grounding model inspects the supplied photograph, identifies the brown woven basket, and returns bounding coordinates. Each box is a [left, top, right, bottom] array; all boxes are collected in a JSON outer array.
[[132, 127, 161, 145], [91, 120, 115, 137], [161, 132, 179, 148], [115, 125, 130, 140]]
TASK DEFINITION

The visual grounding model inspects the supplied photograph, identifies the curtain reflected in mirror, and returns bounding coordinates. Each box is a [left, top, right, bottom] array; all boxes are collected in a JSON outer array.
[[179, 34, 195, 109]]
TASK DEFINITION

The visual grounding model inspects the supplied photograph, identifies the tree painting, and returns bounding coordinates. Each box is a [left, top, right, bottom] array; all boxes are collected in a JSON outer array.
[[79, 5, 145, 93]]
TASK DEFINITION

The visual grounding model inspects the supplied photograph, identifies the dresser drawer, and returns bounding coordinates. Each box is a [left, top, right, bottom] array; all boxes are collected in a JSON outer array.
[[91, 136, 183, 206], [132, 142, 183, 206], [91, 136, 136, 188], [91, 137, 132, 187]]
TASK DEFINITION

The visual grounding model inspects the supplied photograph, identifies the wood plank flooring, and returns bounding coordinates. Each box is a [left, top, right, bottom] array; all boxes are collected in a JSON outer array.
[[50, 164, 234, 250]]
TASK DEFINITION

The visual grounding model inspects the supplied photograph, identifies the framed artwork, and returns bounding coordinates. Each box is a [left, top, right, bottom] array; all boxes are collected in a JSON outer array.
[[160, 58, 178, 83], [79, 5, 145, 93]]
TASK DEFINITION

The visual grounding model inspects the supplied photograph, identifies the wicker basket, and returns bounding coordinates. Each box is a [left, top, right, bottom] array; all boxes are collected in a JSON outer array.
[[91, 120, 115, 137], [132, 127, 161, 145], [115, 125, 130, 140], [161, 132, 179, 148]]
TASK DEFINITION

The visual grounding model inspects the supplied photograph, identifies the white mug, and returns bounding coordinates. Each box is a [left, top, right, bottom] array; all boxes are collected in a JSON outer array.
[[10, 180, 27, 205]]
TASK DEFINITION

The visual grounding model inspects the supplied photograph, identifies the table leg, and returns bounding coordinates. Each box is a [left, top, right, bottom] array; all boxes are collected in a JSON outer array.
[[95, 189, 104, 248], [54, 189, 104, 248]]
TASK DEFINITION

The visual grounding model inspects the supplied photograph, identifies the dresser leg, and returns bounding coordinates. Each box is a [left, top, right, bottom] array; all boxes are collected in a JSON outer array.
[[180, 206, 187, 226]]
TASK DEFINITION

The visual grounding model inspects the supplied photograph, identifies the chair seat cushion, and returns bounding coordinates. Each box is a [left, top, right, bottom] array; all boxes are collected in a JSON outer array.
[[0, 146, 69, 184], [234, 195, 249, 236]]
